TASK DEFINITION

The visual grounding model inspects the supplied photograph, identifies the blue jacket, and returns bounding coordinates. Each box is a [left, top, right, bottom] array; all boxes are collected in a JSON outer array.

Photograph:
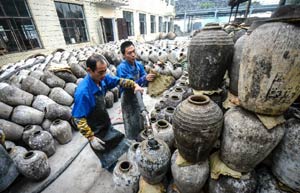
[[72, 74, 120, 118], [117, 60, 148, 89]]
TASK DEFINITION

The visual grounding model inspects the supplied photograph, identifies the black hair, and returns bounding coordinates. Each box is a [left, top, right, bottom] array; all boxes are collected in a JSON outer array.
[[120, 41, 134, 55], [86, 54, 108, 72]]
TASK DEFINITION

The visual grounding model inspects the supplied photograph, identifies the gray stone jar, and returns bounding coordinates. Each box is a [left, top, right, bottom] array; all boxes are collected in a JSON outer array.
[[17, 150, 51, 181], [209, 171, 258, 193], [136, 137, 171, 185], [49, 119, 72, 144], [220, 107, 285, 173], [173, 95, 223, 163], [171, 150, 209, 193], [152, 119, 174, 149], [22, 125, 43, 145], [112, 160, 140, 193], [28, 130, 56, 157], [271, 118, 300, 191]]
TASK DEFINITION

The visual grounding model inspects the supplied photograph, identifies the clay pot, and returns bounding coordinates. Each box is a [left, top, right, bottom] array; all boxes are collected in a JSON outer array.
[[32, 95, 56, 112], [149, 51, 159, 63], [41, 71, 65, 88], [256, 167, 286, 193], [48, 87, 73, 106], [150, 109, 165, 121], [64, 82, 77, 97], [0, 119, 24, 141], [110, 87, 119, 102], [127, 142, 140, 166], [49, 119, 72, 144], [170, 67, 183, 80], [113, 160, 140, 193], [0, 83, 33, 106], [11, 105, 44, 126], [271, 118, 300, 191], [164, 106, 175, 124], [0, 102, 13, 120], [0, 145, 19, 192], [7, 145, 27, 165], [152, 119, 174, 149], [167, 32, 177, 40], [173, 95, 223, 163], [239, 22, 300, 115], [54, 71, 77, 83], [70, 63, 87, 78], [166, 94, 182, 108], [188, 23, 234, 90], [105, 91, 114, 108], [42, 119, 52, 131], [29, 70, 44, 80], [18, 150, 51, 181], [28, 130, 56, 157], [209, 172, 257, 193], [229, 34, 249, 96], [220, 107, 285, 173], [45, 103, 72, 121], [4, 141, 15, 150], [136, 138, 171, 185], [22, 125, 43, 145], [171, 150, 209, 193], [21, 76, 50, 96]]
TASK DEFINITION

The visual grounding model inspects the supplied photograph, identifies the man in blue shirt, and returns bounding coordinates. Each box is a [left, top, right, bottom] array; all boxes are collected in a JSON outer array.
[[72, 54, 143, 168], [117, 41, 156, 140]]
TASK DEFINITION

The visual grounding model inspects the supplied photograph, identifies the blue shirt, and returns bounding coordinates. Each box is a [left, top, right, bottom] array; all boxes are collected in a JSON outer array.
[[72, 73, 120, 118], [117, 60, 147, 88]]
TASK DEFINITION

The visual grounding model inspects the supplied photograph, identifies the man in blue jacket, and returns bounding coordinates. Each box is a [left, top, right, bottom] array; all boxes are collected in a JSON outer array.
[[72, 54, 143, 168], [117, 41, 156, 140]]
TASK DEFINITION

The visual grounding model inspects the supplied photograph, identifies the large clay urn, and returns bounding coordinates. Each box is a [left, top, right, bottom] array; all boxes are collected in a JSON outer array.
[[0, 83, 33, 106], [113, 160, 140, 193], [0, 145, 19, 192], [187, 23, 234, 90], [171, 150, 209, 193], [229, 34, 249, 96], [271, 118, 300, 191], [209, 172, 257, 193], [172, 95, 223, 163], [239, 22, 300, 115], [136, 137, 171, 185], [220, 107, 285, 173]]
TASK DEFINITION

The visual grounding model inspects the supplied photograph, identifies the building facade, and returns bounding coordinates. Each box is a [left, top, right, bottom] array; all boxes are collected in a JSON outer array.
[[0, 0, 175, 66]]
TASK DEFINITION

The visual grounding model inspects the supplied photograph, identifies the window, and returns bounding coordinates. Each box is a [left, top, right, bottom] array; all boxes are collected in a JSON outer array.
[[123, 11, 134, 36], [0, 0, 42, 54], [150, 15, 156, 33], [139, 13, 146, 35], [159, 16, 163, 32], [55, 2, 88, 44]]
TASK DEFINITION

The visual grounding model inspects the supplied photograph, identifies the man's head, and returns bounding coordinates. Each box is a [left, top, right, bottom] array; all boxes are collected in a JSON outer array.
[[86, 54, 108, 84], [120, 41, 135, 65]]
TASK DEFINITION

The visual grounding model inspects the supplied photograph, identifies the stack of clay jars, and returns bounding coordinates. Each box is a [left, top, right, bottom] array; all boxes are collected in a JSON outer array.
[[172, 94, 223, 193], [231, 17, 300, 192]]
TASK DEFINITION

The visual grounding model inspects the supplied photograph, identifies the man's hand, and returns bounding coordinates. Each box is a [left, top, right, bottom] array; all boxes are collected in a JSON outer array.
[[89, 136, 105, 151], [146, 73, 156, 82], [134, 84, 144, 94]]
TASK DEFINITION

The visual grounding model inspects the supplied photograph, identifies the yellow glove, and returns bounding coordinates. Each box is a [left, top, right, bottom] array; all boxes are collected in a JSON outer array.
[[0, 130, 5, 147], [119, 78, 136, 89], [74, 118, 94, 140]]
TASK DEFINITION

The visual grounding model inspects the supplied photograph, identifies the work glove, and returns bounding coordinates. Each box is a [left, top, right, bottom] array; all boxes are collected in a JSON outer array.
[[89, 136, 106, 151]]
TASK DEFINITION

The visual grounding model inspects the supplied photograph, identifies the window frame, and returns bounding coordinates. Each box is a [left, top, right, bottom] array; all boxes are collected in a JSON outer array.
[[150, 15, 156, 33], [55, 1, 89, 45], [0, 0, 42, 54], [139, 13, 147, 35], [123, 11, 134, 36]]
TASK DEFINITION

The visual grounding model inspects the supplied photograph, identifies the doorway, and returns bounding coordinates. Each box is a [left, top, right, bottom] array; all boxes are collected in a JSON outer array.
[[100, 18, 114, 42]]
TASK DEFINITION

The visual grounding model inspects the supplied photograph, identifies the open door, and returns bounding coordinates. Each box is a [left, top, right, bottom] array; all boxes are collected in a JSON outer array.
[[116, 18, 128, 40], [100, 17, 115, 43]]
